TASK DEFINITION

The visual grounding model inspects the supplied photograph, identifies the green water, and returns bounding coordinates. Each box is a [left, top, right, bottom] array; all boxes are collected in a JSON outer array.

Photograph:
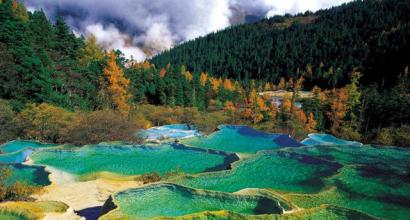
[[283, 145, 410, 220], [175, 144, 410, 219], [0, 141, 57, 163], [0, 140, 56, 154], [177, 151, 339, 193], [0, 164, 50, 186], [181, 125, 292, 153], [108, 183, 282, 219], [30, 144, 232, 177]]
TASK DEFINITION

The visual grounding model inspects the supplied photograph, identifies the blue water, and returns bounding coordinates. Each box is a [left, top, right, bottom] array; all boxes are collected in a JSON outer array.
[[182, 125, 303, 153], [0, 141, 57, 163]]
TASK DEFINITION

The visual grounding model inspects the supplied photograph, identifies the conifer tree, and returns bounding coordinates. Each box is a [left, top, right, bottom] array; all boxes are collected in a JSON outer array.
[[99, 50, 131, 113]]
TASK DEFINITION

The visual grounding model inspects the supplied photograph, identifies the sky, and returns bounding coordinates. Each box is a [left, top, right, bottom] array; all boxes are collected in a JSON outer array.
[[22, 0, 352, 61]]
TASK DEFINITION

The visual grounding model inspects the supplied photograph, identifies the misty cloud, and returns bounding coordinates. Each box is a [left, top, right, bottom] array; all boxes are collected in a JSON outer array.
[[22, 0, 352, 61]]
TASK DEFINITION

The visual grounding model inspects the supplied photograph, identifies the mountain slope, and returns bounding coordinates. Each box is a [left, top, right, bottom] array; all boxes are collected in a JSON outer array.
[[152, 0, 410, 88]]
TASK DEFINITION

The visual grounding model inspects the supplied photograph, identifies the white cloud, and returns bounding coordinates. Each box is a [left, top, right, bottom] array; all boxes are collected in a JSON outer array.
[[86, 24, 146, 61], [22, 0, 352, 60]]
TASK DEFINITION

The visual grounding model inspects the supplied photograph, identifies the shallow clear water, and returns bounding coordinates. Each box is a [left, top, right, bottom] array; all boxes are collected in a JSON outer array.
[[301, 134, 362, 146], [0, 149, 33, 163], [0, 141, 57, 163], [0, 141, 56, 154], [177, 150, 339, 193], [284, 145, 410, 220], [175, 144, 410, 219], [182, 125, 302, 153], [0, 164, 50, 186], [31, 143, 234, 177], [109, 183, 282, 219], [141, 124, 201, 140]]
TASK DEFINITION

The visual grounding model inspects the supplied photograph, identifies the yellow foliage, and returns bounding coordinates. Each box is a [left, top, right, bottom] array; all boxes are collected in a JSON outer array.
[[18, 103, 73, 142], [270, 102, 278, 120], [212, 78, 221, 93], [100, 50, 131, 113], [264, 82, 271, 91], [256, 97, 269, 112], [306, 112, 317, 132], [182, 70, 193, 81], [296, 109, 307, 124], [79, 34, 104, 65], [223, 79, 234, 91], [282, 95, 292, 113], [328, 88, 349, 134], [199, 72, 208, 86], [278, 77, 286, 90]]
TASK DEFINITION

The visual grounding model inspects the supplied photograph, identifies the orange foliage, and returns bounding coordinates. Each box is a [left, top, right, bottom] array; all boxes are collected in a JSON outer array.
[[270, 102, 278, 119], [182, 70, 193, 81], [142, 61, 151, 69], [295, 109, 307, 124], [282, 95, 292, 113], [256, 97, 269, 112], [328, 88, 349, 133], [101, 50, 131, 113], [306, 112, 317, 132], [223, 79, 234, 91], [212, 78, 222, 92], [247, 88, 257, 106], [159, 68, 166, 78], [242, 108, 252, 119], [200, 72, 208, 86], [224, 101, 235, 112], [278, 77, 286, 90]]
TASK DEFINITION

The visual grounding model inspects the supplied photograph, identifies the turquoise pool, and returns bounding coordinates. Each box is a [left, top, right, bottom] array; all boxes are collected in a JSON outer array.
[[103, 183, 283, 219], [30, 143, 238, 178], [181, 125, 302, 153]]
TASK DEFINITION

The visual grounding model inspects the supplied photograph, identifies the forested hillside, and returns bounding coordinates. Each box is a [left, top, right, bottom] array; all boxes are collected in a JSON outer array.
[[152, 0, 410, 89], [0, 0, 409, 146]]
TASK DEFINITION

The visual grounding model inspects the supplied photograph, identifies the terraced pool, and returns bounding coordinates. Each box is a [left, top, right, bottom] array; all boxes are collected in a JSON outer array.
[[100, 183, 284, 220], [30, 143, 238, 179], [181, 125, 302, 153], [175, 144, 410, 220], [0, 141, 57, 163], [176, 150, 340, 193]]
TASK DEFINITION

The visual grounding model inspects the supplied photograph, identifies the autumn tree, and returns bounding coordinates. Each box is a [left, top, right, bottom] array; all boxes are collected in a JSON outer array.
[[18, 103, 73, 143], [99, 50, 131, 113], [328, 88, 348, 134], [306, 112, 317, 133], [277, 77, 286, 90]]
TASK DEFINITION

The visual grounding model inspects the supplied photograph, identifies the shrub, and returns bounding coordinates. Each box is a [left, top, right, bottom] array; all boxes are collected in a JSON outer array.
[[137, 172, 161, 184], [0, 168, 37, 202], [393, 126, 410, 147], [376, 128, 394, 146], [63, 110, 144, 146], [6, 181, 37, 201], [18, 103, 73, 143]]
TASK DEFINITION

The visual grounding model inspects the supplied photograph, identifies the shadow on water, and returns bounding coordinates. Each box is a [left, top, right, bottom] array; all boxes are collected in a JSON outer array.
[[76, 206, 102, 220], [254, 197, 283, 214]]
